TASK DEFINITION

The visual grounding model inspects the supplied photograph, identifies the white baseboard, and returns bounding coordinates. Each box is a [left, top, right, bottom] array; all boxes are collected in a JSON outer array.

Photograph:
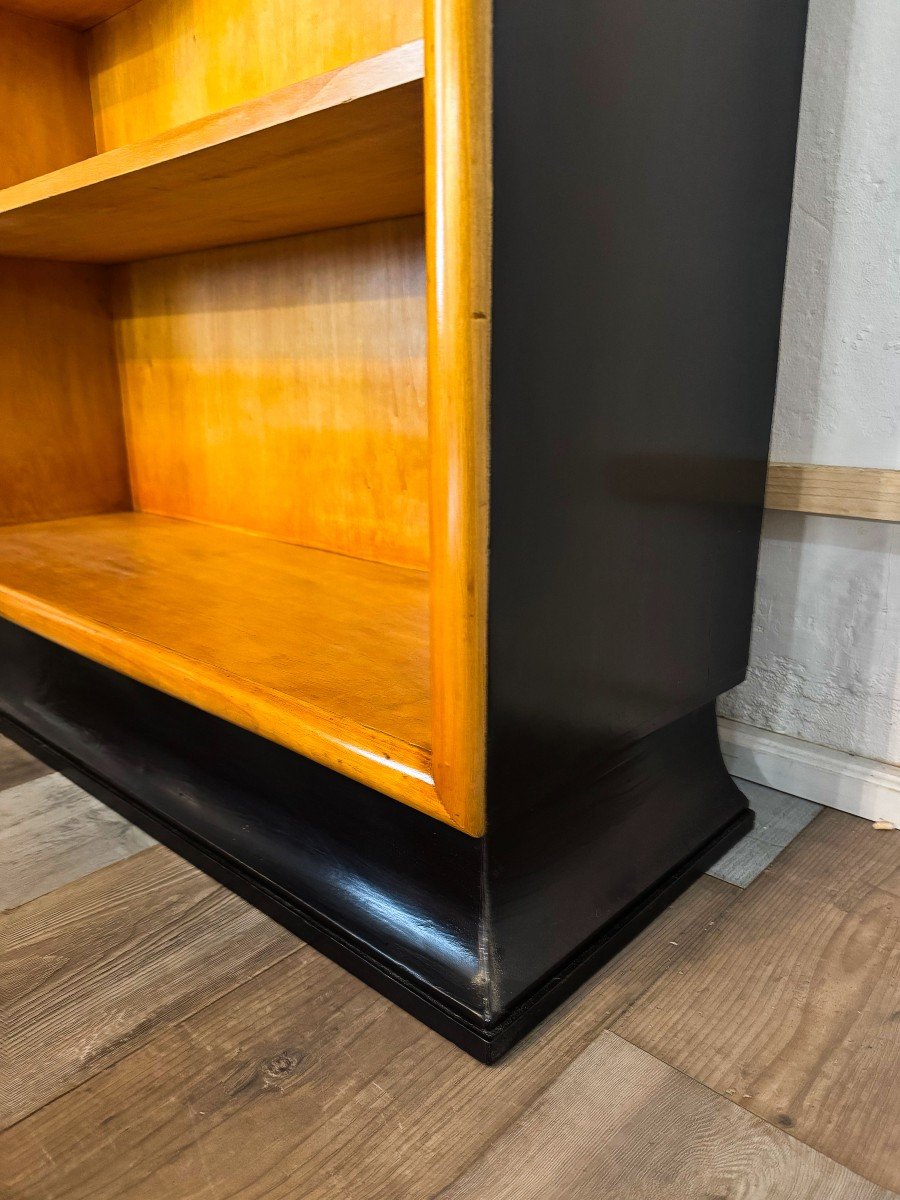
[[718, 717, 900, 826]]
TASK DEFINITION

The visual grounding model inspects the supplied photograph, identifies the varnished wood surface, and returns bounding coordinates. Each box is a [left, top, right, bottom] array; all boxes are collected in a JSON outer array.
[[0, 8, 95, 189], [0, 44, 424, 263], [0, 0, 137, 30], [0, 260, 131, 527], [116, 218, 428, 569], [87, 0, 423, 151], [765, 463, 900, 522], [0, 513, 439, 817], [0, 773, 153, 913], [616, 810, 900, 1192], [2, 844, 297, 1127], [425, 0, 492, 832], [440, 1032, 892, 1200], [0, 733, 52, 791]]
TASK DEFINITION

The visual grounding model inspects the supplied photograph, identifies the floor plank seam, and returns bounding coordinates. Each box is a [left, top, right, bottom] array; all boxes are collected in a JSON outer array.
[[598, 1029, 893, 1193]]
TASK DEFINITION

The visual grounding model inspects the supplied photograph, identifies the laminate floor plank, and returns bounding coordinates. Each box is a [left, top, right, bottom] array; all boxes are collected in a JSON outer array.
[[0, 773, 155, 912], [1, 844, 300, 1128], [0, 875, 739, 1200], [438, 1032, 892, 1200], [0, 733, 52, 791], [615, 810, 900, 1192]]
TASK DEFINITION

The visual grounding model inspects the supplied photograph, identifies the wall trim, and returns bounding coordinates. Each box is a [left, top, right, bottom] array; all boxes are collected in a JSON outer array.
[[764, 463, 900, 522], [718, 717, 900, 826]]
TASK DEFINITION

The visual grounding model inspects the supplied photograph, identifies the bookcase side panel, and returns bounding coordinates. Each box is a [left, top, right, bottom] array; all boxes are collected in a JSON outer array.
[[0, 7, 95, 189], [0, 260, 131, 526], [487, 0, 809, 808]]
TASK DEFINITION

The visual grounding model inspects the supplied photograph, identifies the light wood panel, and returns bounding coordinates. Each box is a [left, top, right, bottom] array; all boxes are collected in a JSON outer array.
[[0, 260, 131, 526], [0, 0, 137, 29], [615, 810, 900, 1192], [87, 0, 423, 151], [116, 218, 429, 569], [2, 844, 298, 1127], [0, 45, 425, 263], [765, 463, 900, 522], [441, 1033, 891, 1200], [426, 0, 492, 833], [0, 513, 438, 817], [0, 734, 52, 791], [0, 774, 153, 913], [0, 875, 739, 1198], [0, 8, 95, 189]]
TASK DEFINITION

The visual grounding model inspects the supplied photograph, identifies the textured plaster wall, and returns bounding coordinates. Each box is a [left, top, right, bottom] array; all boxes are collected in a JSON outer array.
[[719, 0, 900, 764]]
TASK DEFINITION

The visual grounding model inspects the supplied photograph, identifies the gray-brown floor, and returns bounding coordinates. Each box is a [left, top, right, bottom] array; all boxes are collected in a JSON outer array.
[[1, 732, 897, 1198]]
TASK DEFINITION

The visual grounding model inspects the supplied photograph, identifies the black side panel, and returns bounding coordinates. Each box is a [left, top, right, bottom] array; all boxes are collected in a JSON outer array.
[[0, 619, 485, 1021], [488, 0, 809, 803]]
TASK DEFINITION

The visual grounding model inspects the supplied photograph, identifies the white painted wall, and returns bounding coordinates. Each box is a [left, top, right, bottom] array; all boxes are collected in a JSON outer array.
[[770, 0, 899, 469], [719, 0, 900, 785]]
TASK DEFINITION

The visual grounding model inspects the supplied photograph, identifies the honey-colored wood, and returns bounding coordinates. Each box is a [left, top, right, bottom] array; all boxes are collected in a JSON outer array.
[[0, 0, 137, 30], [615, 810, 900, 1192], [0, 513, 441, 818], [0, 44, 424, 263], [116, 218, 429, 569], [426, 0, 492, 833], [86, 0, 423, 151], [0, 260, 131, 527], [0, 8, 96, 189], [765, 463, 900, 522]]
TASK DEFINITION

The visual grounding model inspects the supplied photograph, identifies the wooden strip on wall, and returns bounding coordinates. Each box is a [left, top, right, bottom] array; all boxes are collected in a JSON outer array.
[[765, 463, 900, 522]]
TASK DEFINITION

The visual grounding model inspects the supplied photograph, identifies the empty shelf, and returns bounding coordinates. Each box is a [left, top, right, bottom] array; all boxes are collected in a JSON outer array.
[[0, 42, 424, 262], [0, 512, 434, 808]]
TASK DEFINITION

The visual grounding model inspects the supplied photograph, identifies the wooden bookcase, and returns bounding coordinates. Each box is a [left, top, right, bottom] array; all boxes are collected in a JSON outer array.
[[0, 0, 808, 1059]]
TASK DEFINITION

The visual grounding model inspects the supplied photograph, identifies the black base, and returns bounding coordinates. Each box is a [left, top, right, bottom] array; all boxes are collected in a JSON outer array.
[[0, 619, 751, 1062]]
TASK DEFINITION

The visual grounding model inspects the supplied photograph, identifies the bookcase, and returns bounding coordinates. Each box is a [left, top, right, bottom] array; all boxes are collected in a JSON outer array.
[[0, 0, 808, 1059]]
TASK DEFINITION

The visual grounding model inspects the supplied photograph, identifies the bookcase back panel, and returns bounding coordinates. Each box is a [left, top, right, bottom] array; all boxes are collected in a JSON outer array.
[[0, 8, 96, 188], [0, 259, 131, 525], [115, 216, 429, 569], [87, 0, 424, 151]]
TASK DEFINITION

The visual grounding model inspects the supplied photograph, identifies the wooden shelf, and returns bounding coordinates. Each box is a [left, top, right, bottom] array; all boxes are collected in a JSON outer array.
[[0, 41, 424, 263], [0, 513, 436, 811]]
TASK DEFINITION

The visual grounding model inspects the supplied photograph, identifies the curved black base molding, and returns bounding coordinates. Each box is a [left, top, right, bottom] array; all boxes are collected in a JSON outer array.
[[0, 618, 750, 1062]]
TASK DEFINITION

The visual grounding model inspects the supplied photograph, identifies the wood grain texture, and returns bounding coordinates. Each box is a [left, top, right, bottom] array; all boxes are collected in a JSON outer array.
[[116, 218, 428, 569], [0, 513, 438, 818], [86, 0, 423, 151], [0, 877, 739, 1199], [1, 844, 298, 1127], [0, 44, 424, 263], [615, 810, 900, 1192], [0, 260, 131, 527], [0, 8, 95, 189], [439, 1032, 892, 1200], [425, 0, 492, 833], [0, 774, 153, 913], [765, 464, 900, 522], [0, 0, 137, 30], [0, 734, 51, 791]]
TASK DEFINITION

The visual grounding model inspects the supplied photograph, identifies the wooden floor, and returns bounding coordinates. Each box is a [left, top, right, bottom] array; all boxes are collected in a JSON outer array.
[[1, 734, 898, 1199]]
